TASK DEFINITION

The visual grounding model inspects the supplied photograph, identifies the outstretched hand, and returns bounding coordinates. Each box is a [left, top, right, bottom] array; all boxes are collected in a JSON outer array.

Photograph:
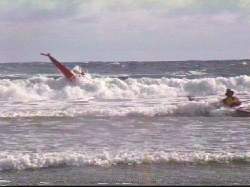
[[40, 53, 51, 57]]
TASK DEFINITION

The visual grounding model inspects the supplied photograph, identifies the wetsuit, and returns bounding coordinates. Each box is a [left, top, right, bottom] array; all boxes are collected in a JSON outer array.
[[222, 96, 241, 107]]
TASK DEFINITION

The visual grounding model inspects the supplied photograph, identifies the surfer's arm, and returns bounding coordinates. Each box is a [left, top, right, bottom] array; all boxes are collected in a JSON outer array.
[[211, 101, 222, 108], [231, 97, 241, 107]]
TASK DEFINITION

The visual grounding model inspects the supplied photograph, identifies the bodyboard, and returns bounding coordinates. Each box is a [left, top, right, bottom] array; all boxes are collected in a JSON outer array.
[[235, 108, 250, 117]]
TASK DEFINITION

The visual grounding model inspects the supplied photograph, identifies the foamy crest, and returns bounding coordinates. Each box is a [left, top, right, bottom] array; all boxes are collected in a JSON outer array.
[[0, 75, 250, 100], [0, 75, 249, 118], [0, 151, 249, 171]]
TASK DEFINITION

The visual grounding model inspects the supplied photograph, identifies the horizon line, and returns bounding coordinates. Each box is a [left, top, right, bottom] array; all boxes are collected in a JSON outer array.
[[2, 58, 250, 63]]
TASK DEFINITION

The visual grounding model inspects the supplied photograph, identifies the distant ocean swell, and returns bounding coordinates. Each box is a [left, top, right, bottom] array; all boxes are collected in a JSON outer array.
[[0, 151, 250, 171]]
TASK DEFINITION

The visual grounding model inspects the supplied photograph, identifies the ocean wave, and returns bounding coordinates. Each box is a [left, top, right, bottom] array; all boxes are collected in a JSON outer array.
[[0, 100, 242, 118], [0, 75, 249, 118], [0, 75, 249, 101], [0, 151, 249, 171]]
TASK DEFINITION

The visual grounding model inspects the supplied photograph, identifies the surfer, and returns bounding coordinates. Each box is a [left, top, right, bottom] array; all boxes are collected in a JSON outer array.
[[221, 89, 241, 108], [40, 53, 86, 81], [72, 68, 85, 76]]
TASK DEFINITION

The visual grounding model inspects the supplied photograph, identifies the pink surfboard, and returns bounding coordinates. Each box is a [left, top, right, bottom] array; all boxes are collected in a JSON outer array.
[[47, 55, 76, 81]]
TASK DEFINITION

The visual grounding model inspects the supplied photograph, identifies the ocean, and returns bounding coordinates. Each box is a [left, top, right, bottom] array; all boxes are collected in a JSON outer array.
[[0, 59, 250, 185]]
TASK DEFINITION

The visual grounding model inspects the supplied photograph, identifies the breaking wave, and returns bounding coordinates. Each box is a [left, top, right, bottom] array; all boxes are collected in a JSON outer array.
[[0, 75, 250, 100], [0, 75, 249, 118], [0, 151, 250, 171]]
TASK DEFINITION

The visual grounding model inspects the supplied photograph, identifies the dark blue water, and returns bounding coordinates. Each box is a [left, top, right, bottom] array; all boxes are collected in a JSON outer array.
[[1, 59, 250, 78]]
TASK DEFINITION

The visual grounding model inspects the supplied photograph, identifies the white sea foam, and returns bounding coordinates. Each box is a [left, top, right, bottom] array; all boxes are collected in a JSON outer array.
[[0, 75, 249, 118], [0, 151, 249, 171], [189, 70, 207, 76], [1, 75, 250, 100]]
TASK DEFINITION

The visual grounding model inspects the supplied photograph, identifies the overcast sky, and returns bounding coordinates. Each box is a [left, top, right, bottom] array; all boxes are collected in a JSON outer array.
[[1, 0, 250, 62]]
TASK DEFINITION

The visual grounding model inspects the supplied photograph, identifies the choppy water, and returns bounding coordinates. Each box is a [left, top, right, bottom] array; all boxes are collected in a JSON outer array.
[[0, 59, 250, 185]]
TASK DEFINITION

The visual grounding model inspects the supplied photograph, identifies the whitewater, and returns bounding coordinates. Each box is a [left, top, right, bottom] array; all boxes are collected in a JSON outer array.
[[0, 60, 250, 185]]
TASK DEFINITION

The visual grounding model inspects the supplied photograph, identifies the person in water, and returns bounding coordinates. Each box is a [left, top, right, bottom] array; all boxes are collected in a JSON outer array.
[[72, 67, 85, 76], [222, 89, 241, 107], [41, 53, 85, 77]]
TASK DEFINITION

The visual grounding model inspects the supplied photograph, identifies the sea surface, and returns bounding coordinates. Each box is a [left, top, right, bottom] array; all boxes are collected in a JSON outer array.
[[0, 59, 250, 185]]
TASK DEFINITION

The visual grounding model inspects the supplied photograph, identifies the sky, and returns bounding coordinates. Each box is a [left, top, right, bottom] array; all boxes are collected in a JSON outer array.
[[1, 0, 250, 62]]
